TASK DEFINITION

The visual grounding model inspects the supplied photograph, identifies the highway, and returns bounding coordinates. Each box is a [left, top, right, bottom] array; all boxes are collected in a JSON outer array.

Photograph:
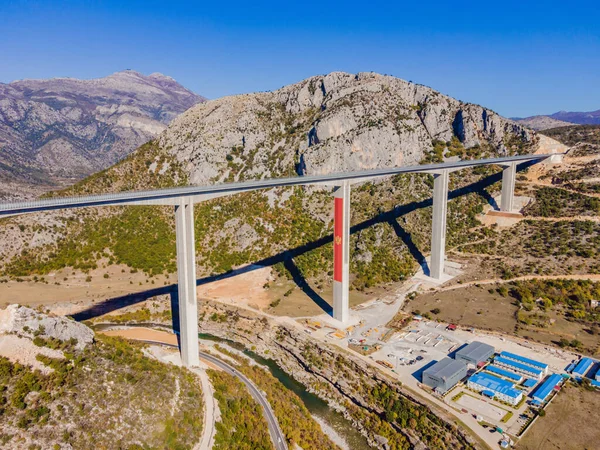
[[140, 340, 288, 450], [0, 153, 557, 216]]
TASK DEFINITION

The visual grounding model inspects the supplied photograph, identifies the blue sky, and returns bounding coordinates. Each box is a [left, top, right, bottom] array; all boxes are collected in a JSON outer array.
[[1, 0, 598, 117]]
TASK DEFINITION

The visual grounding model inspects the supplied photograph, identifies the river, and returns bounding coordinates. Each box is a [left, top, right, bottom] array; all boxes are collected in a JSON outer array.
[[94, 323, 371, 449]]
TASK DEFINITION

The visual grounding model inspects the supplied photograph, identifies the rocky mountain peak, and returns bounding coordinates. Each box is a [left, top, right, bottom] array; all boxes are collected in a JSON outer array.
[[0, 70, 205, 200], [156, 71, 536, 187]]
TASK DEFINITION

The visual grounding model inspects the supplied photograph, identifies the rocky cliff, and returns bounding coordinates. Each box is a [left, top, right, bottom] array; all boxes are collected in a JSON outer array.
[[0, 70, 204, 200], [0, 304, 94, 349], [157, 71, 536, 186]]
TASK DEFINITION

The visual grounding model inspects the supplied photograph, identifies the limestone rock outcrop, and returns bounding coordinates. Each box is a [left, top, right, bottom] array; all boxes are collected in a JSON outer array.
[[156, 71, 536, 187], [0, 304, 94, 349]]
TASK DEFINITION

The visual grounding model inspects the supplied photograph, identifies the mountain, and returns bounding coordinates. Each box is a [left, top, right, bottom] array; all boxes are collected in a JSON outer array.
[[0, 70, 205, 200], [512, 115, 573, 131], [515, 109, 600, 130], [156, 71, 536, 186], [1, 71, 543, 289]]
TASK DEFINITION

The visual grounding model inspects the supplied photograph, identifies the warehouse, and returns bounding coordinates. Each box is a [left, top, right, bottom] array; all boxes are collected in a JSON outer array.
[[571, 357, 594, 379], [486, 365, 524, 383], [455, 341, 495, 366], [422, 358, 467, 393], [498, 351, 548, 376], [467, 372, 523, 406], [531, 374, 562, 403], [494, 356, 544, 381]]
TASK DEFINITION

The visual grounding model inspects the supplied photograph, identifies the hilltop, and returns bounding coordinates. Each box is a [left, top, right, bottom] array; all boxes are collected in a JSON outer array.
[[0, 305, 203, 449], [0, 70, 205, 200]]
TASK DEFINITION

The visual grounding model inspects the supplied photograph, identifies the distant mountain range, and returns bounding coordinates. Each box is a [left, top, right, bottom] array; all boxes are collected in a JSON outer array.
[[514, 110, 600, 130], [0, 70, 205, 200]]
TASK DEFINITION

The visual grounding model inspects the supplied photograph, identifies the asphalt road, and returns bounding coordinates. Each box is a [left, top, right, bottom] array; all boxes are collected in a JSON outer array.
[[0, 153, 556, 216], [140, 340, 288, 450]]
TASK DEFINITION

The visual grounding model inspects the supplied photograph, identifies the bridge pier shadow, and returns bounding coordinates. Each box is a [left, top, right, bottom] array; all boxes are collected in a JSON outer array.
[[283, 259, 332, 316], [388, 217, 429, 276]]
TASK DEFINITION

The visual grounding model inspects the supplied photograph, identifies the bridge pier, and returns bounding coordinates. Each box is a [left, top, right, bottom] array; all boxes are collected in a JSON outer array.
[[500, 162, 517, 212], [430, 170, 449, 280], [175, 197, 200, 367], [333, 181, 350, 324]]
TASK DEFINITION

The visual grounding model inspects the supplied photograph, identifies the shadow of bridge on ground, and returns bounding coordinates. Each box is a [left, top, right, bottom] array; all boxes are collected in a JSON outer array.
[[72, 161, 534, 324]]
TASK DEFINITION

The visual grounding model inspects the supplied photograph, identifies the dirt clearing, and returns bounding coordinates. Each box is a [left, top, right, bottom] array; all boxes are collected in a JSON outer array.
[[406, 284, 600, 355]]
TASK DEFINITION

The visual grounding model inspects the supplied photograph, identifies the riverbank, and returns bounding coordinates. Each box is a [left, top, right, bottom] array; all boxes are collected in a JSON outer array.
[[96, 323, 367, 449]]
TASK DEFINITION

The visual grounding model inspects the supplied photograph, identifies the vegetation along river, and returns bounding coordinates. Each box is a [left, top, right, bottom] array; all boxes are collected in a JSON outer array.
[[93, 323, 371, 449]]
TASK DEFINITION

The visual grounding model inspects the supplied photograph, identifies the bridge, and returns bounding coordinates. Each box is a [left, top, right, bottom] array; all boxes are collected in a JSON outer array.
[[0, 153, 560, 366]]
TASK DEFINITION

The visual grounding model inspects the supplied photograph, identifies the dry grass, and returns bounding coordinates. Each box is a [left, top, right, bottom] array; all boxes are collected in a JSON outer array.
[[404, 284, 600, 354], [517, 384, 600, 450]]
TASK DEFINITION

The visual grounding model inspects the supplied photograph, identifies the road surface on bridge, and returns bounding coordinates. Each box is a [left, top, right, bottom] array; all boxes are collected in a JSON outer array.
[[0, 153, 556, 216]]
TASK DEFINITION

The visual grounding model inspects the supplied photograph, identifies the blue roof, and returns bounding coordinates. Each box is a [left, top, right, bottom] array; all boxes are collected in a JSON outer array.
[[487, 365, 523, 381], [468, 372, 523, 399], [565, 363, 575, 373], [523, 378, 538, 388], [572, 357, 594, 376], [482, 390, 495, 397], [499, 351, 548, 370], [495, 356, 543, 376], [531, 374, 562, 402], [591, 380, 600, 388]]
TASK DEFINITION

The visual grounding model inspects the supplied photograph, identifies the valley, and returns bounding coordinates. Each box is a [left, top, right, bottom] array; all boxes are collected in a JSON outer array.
[[0, 71, 599, 450]]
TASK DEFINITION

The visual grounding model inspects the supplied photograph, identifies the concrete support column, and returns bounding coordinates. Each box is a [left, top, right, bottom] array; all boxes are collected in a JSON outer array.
[[175, 197, 200, 367], [500, 162, 517, 212], [333, 181, 350, 324], [430, 170, 449, 280]]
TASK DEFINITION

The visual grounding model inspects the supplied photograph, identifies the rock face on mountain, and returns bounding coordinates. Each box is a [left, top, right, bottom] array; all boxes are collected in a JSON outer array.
[[158, 71, 535, 186], [0, 70, 204, 200], [0, 304, 94, 349]]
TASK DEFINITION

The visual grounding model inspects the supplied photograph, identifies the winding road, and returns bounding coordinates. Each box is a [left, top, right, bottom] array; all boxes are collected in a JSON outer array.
[[139, 339, 288, 450]]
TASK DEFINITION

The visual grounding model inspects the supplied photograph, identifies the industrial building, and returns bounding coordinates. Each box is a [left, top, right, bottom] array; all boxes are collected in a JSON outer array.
[[498, 351, 548, 376], [486, 365, 524, 383], [422, 358, 468, 393], [531, 374, 562, 404], [572, 357, 594, 379], [467, 372, 524, 406], [494, 356, 544, 381], [455, 341, 495, 366]]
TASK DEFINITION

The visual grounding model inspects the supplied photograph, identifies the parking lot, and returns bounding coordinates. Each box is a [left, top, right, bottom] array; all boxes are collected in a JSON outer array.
[[455, 392, 508, 422]]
